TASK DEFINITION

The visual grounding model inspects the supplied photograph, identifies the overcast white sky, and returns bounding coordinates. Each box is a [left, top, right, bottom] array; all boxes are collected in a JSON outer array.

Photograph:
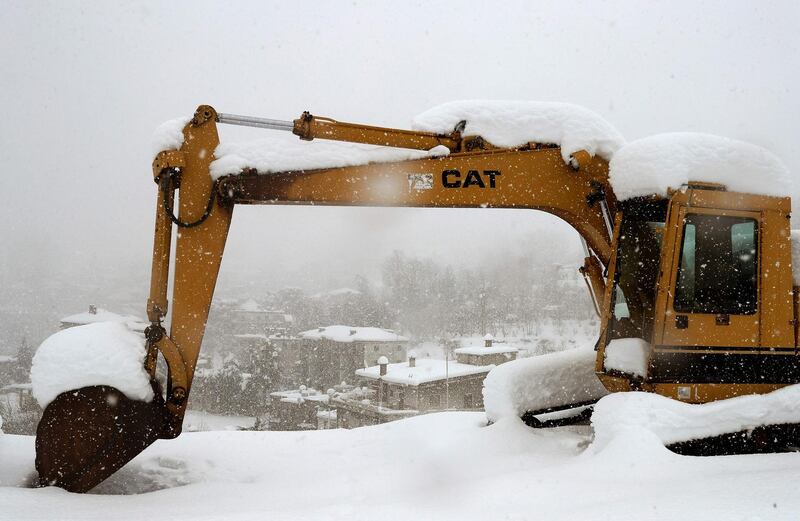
[[1, 0, 798, 294]]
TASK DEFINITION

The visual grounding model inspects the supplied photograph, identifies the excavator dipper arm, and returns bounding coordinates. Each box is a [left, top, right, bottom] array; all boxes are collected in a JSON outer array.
[[35, 105, 614, 492]]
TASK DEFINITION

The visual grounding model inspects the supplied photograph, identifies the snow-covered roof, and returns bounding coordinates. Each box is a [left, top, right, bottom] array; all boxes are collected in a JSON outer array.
[[59, 308, 145, 328], [356, 358, 493, 386], [412, 100, 624, 163], [30, 322, 154, 408], [311, 287, 362, 299], [237, 298, 265, 313], [604, 338, 650, 378], [234, 334, 269, 340], [1, 383, 32, 392], [299, 325, 407, 343], [271, 388, 330, 404], [316, 410, 337, 421], [454, 344, 519, 356], [609, 132, 792, 200]]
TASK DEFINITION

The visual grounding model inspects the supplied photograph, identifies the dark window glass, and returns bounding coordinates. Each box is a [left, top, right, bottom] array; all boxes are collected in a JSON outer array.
[[674, 214, 757, 314], [610, 220, 664, 340]]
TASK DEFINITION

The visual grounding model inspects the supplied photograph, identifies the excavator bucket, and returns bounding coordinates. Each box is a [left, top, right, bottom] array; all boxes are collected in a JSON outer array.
[[35, 385, 171, 493]]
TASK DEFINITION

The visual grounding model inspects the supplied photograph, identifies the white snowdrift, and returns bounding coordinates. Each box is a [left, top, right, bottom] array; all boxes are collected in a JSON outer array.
[[483, 346, 609, 422], [412, 100, 624, 163], [31, 322, 154, 408], [609, 132, 792, 200], [211, 134, 436, 179], [591, 385, 800, 449], [603, 338, 650, 378], [5, 410, 800, 520], [152, 116, 190, 158]]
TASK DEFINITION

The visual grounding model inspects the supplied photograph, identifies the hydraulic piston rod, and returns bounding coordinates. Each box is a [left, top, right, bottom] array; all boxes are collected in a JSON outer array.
[[217, 110, 462, 152], [217, 112, 295, 132]]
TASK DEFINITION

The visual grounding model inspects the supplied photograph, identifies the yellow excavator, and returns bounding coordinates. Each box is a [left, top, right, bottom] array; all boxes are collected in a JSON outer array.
[[35, 105, 800, 492]]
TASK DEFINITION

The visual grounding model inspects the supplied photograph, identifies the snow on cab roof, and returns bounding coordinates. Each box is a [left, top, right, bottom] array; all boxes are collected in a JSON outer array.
[[299, 325, 408, 343], [356, 358, 493, 386], [412, 100, 624, 163], [609, 132, 792, 200]]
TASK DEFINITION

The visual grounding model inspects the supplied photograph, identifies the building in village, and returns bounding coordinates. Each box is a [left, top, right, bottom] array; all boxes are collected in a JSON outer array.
[[268, 386, 338, 431], [0, 383, 36, 413], [295, 325, 409, 390], [268, 337, 521, 430], [230, 299, 295, 337], [332, 354, 493, 428], [59, 305, 148, 332], [453, 334, 518, 366], [0, 355, 18, 383]]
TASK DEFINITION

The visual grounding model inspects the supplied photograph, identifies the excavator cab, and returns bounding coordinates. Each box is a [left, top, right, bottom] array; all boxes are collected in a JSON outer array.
[[597, 184, 799, 403]]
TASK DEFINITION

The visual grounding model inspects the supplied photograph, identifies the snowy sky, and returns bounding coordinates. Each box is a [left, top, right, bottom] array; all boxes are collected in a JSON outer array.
[[1, 0, 798, 292]]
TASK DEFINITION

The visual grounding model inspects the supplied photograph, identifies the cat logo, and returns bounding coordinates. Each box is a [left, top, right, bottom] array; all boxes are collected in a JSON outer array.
[[442, 169, 501, 188], [408, 173, 434, 190]]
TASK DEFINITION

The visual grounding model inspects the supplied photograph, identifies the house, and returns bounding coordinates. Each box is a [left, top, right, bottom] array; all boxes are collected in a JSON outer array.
[[332, 354, 494, 429], [295, 325, 409, 390], [230, 299, 295, 337], [59, 305, 147, 332], [268, 386, 334, 431], [0, 382, 37, 413], [453, 334, 518, 367], [0, 355, 18, 383]]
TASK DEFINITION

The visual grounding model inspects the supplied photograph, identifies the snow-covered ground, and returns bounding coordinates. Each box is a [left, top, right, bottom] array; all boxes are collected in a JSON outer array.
[[2, 411, 799, 520]]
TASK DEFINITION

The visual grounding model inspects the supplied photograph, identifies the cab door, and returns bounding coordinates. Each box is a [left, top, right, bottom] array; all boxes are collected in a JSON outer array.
[[656, 205, 760, 348]]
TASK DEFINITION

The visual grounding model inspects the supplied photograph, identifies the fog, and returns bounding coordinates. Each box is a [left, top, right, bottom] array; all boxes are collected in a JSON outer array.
[[0, 1, 798, 348]]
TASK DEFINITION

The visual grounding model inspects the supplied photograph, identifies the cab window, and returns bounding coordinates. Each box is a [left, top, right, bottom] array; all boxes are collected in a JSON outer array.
[[674, 214, 757, 314]]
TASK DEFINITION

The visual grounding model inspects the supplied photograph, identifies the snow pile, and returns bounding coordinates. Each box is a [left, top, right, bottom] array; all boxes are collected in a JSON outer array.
[[591, 384, 800, 449], [152, 116, 190, 158], [30, 322, 154, 408], [609, 132, 792, 200], [603, 338, 650, 378], [791, 230, 800, 285], [211, 134, 439, 179], [299, 325, 407, 343], [3, 409, 800, 518], [357, 358, 493, 386], [412, 100, 624, 163], [483, 346, 609, 422]]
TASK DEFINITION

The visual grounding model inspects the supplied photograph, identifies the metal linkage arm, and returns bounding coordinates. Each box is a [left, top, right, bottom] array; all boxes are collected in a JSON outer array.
[[217, 110, 462, 152]]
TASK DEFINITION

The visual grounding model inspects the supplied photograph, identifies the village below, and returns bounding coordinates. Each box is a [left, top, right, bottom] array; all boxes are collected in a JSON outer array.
[[0, 256, 596, 435]]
